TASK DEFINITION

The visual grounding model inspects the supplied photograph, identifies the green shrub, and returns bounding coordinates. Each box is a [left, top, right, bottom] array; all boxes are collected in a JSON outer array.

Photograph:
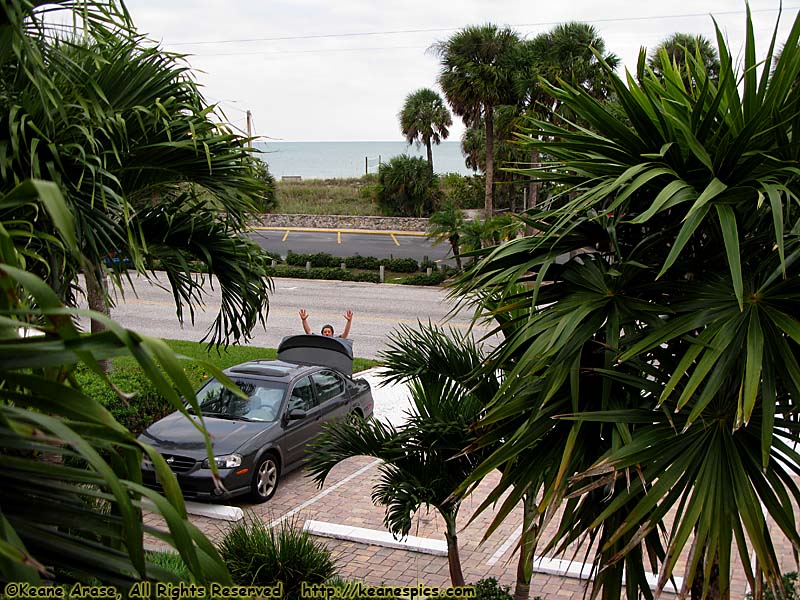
[[392, 272, 448, 286], [73, 366, 173, 436], [218, 517, 337, 597], [266, 265, 380, 283], [746, 573, 799, 600], [469, 579, 514, 600], [306, 252, 341, 268], [344, 255, 381, 270], [376, 155, 441, 217], [379, 257, 419, 273], [440, 172, 483, 210], [419, 257, 437, 271]]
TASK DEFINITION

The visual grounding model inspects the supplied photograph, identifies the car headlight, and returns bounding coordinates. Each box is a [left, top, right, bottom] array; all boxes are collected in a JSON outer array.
[[202, 453, 243, 469]]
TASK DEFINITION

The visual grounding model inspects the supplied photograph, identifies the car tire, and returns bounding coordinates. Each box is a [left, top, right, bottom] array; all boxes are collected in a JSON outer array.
[[249, 453, 280, 503]]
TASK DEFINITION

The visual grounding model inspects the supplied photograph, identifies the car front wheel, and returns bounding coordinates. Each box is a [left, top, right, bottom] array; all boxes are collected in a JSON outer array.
[[249, 453, 280, 503]]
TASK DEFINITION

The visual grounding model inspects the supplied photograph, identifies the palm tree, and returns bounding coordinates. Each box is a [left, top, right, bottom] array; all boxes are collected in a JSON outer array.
[[3, 23, 272, 348], [307, 324, 496, 587], [513, 25, 619, 213], [453, 8, 800, 600], [648, 32, 720, 83], [427, 203, 464, 271], [433, 24, 522, 219], [399, 88, 452, 175], [0, 184, 237, 586], [0, 0, 248, 586]]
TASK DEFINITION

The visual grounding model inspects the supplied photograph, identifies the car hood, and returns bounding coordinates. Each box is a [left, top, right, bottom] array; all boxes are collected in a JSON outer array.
[[139, 411, 278, 457]]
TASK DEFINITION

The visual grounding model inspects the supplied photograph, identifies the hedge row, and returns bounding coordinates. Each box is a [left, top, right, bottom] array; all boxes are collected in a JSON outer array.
[[74, 366, 174, 436], [266, 265, 381, 283], [392, 272, 449, 286], [285, 251, 422, 273]]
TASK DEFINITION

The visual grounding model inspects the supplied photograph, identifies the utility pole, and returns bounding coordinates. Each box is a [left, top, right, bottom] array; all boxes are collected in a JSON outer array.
[[246, 110, 253, 150]]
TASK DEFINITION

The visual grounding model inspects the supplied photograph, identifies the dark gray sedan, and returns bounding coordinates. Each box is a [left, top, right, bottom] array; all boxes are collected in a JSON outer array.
[[139, 335, 373, 503]]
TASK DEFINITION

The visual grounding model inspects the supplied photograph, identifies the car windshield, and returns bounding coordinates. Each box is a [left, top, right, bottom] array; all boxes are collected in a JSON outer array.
[[193, 379, 287, 422]]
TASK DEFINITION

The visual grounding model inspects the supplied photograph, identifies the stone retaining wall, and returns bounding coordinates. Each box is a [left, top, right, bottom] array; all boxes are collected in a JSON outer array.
[[255, 214, 429, 232]]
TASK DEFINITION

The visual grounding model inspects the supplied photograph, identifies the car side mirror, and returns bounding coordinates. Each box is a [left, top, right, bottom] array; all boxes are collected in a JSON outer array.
[[287, 408, 307, 421]]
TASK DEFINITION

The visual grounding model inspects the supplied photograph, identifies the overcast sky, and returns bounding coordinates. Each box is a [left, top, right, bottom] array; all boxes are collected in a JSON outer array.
[[124, 1, 795, 142]]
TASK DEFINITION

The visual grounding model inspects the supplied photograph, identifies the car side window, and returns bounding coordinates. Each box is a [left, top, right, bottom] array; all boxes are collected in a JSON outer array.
[[288, 377, 315, 412], [312, 370, 345, 404]]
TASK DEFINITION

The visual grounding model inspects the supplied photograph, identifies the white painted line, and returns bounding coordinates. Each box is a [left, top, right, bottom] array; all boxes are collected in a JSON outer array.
[[304, 519, 448, 556], [486, 524, 522, 566], [141, 499, 243, 522], [267, 459, 381, 528]]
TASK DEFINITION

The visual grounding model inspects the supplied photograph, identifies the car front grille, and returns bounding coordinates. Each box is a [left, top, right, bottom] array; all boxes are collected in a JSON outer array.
[[161, 454, 197, 473]]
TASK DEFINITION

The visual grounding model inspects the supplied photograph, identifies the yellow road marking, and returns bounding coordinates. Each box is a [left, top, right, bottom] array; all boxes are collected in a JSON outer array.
[[390, 233, 400, 246], [337, 231, 342, 244], [252, 226, 427, 237], [281, 230, 290, 242]]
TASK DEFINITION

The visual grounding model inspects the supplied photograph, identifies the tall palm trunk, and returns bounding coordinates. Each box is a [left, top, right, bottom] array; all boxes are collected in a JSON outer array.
[[444, 515, 465, 587], [425, 138, 434, 176], [484, 104, 494, 220], [449, 235, 462, 271], [691, 550, 724, 600], [85, 264, 111, 372], [513, 493, 538, 600]]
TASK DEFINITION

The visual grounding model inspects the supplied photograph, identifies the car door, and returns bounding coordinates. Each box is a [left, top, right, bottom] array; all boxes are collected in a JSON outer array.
[[311, 369, 349, 423], [280, 376, 320, 467]]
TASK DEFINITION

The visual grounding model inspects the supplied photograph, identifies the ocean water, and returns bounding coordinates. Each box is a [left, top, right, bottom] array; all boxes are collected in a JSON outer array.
[[253, 141, 473, 180]]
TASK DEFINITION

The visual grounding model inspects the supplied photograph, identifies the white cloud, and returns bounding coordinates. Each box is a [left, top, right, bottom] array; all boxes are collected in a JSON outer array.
[[125, 0, 795, 141]]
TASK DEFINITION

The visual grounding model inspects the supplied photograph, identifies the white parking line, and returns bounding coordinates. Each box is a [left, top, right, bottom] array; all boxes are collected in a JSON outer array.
[[486, 524, 522, 566], [141, 498, 243, 522], [304, 519, 447, 556], [267, 459, 381, 528]]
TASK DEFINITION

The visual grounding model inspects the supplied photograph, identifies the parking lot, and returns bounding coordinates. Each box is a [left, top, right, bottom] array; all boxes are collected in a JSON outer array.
[[146, 369, 793, 599]]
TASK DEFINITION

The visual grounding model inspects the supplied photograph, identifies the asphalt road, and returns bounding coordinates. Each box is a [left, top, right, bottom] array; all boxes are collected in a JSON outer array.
[[106, 274, 496, 360], [249, 228, 453, 263]]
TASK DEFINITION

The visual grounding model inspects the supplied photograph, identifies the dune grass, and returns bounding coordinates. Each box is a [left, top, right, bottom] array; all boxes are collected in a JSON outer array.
[[275, 177, 382, 215]]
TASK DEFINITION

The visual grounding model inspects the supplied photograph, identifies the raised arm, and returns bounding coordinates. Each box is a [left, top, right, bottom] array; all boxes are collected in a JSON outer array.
[[341, 309, 353, 339], [299, 309, 312, 334]]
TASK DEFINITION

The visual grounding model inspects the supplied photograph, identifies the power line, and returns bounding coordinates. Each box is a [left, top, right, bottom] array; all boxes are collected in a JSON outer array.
[[167, 7, 799, 47], [195, 45, 425, 58]]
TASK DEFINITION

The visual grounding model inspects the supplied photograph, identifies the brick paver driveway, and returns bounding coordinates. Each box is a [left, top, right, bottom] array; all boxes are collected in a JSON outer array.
[[144, 371, 797, 599]]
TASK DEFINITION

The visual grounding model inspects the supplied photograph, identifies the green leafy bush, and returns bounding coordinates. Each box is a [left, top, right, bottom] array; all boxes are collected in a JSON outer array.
[[469, 579, 513, 600], [73, 366, 173, 436], [285, 251, 342, 268], [440, 172, 483, 209], [376, 155, 441, 217], [345, 255, 381, 270], [392, 272, 448, 286], [379, 257, 419, 273], [746, 573, 799, 600], [419, 258, 437, 271], [218, 518, 337, 597], [267, 265, 380, 283]]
